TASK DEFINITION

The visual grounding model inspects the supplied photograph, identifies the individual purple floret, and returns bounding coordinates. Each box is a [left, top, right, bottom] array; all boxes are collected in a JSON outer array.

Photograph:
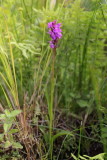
[[49, 41, 55, 48], [48, 20, 62, 48]]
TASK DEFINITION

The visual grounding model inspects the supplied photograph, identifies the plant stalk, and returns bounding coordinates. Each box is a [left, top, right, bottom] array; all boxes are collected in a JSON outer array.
[[49, 48, 56, 160]]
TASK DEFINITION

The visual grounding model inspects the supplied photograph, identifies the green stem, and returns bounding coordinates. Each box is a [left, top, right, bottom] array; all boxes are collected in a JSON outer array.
[[49, 48, 56, 160], [78, 124, 82, 159]]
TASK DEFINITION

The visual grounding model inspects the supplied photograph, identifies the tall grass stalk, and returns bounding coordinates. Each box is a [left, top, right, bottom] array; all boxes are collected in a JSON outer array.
[[90, 65, 105, 154], [79, 11, 95, 92], [4, 14, 19, 107], [0, 20, 19, 109], [50, 0, 56, 10]]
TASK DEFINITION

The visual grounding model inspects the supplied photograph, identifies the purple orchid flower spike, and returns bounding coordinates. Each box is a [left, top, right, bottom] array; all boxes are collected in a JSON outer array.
[[48, 20, 62, 48]]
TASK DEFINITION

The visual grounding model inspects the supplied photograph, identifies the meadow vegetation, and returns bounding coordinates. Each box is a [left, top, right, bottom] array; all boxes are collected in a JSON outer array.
[[0, 0, 107, 159]]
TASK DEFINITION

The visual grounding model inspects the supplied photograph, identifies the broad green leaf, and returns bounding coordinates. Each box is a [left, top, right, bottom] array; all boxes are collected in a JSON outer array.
[[71, 153, 78, 160], [4, 110, 11, 117], [8, 110, 21, 118], [102, 133, 107, 139], [4, 123, 12, 133], [77, 100, 89, 108], [0, 114, 6, 120], [4, 141, 11, 148], [53, 131, 73, 142], [79, 155, 87, 160], [12, 142, 23, 149], [8, 129, 19, 134], [84, 153, 105, 160]]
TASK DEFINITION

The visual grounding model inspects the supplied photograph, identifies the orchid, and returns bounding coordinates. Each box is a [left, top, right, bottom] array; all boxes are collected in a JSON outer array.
[[48, 20, 62, 48]]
